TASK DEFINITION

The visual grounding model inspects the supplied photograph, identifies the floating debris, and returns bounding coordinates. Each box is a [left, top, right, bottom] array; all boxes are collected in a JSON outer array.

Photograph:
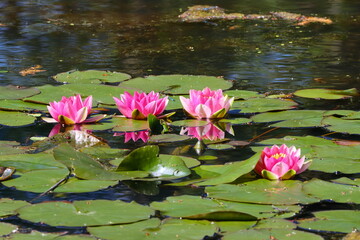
[[19, 65, 46, 76], [179, 5, 333, 26]]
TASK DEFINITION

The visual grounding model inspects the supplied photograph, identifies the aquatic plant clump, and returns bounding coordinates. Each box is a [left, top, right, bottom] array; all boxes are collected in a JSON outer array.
[[254, 144, 311, 180]]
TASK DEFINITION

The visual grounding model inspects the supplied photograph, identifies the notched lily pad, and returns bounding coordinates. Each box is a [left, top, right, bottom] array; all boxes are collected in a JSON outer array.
[[294, 88, 359, 100], [323, 116, 360, 135], [53, 70, 131, 84]]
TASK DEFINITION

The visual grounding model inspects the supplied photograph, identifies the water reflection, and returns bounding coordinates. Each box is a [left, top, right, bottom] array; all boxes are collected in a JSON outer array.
[[114, 130, 150, 143]]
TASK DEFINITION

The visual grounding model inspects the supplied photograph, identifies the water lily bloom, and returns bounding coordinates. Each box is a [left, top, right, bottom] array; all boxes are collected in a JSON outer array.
[[180, 87, 234, 119], [113, 91, 168, 120], [45, 95, 103, 125], [254, 144, 311, 180]]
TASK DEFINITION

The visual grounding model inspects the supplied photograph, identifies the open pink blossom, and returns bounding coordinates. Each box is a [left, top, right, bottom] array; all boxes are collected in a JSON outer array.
[[113, 91, 168, 120], [180, 87, 234, 119], [254, 144, 312, 180], [45, 95, 103, 125]]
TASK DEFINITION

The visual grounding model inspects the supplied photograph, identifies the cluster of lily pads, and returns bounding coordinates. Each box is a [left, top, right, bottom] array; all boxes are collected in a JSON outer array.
[[0, 70, 359, 239]]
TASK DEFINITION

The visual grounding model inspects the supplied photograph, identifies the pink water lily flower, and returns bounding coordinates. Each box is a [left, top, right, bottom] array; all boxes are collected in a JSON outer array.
[[254, 144, 312, 180], [180, 87, 234, 119], [45, 95, 103, 125], [113, 91, 168, 120]]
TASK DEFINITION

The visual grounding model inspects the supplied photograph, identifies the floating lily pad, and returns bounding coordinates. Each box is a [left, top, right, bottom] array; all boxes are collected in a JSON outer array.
[[323, 116, 360, 135], [0, 141, 25, 155], [0, 85, 40, 100], [232, 98, 297, 113], [206, 179, 319, 205], [111, 116, 149, 132], [54, 178, 118, 193], [89, 219, 217, 240], [159, 154, 200, 168], [303, 179, 360, 204], [222, 228, 323, 240], [297, 210, 360, 233], [207, 144, 235, 150], [53, 70, 131, 84], [166, 95, 185, 110], [0, 222, 18, 236], [149, 134, 190, 143], [150, 195, 300, 220], [170, 120, 209, 127], [119, 75, 233, 95], [53, 144, 135, 181], [0, 99, 48, 112], [0, 198, 30, 217], [2, 168, 69, 192], [219, 118, 251, 125], [6, 231, 96, 239], [24, 84, 127, 105], [331, 177, 360, 187], [17, 200, 154, 227], [294, 88, 359, 99], [224, 90, 264, 100], [251, 110, 325, 128], [195, 153, 260, 186], [0, 110, 36, 126]]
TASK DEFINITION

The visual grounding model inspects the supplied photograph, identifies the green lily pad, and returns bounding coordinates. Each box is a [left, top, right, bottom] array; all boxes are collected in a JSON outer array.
[[0, 198, 30, 217], [294, 88, 359, 99], [159, 154, 200, 168], [253, 218, 296, 229], [150, 195, 300, 220], [6, 231, 97, 239], [207, 144, 235, 150], [166, 95, 185, 110], [53, 144, 134, 181], [331, 177, 360, 187], [17, 200, 154, 227], [206, 179, 319, 205], [195, 153, 261, 186], [0, 110, 36, 126], [0, 99, 48, 112], [0, 141, 26, 155], [224, 90, 264, 100], [297, 210, 360, 233], [0, 222, 18, 236], [24, 84, 128, 105], [53, 70, 131, 84], [79, 146, 129, 160], [119, 74, 233, 95], [54, 178, 118, 193], [232, 98, 297, 113], [251, 110, 325, 128], [2, 169, 70, 192], [170, 120, 209, 127], [0, 85, 40, 100], [323, 116, 360, 135], [117, 146, 191, 179], [222, 228, 323, 240], [219, 118, 251, 125], [111, 116, 149, 132], [0, 152, 66, 172], [303, 179, 360, 204], [89, 219, 217, 240]]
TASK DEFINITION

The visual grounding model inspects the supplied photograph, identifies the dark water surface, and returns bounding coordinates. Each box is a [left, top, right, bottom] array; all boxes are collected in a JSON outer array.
[[0, 0, 359, 239]]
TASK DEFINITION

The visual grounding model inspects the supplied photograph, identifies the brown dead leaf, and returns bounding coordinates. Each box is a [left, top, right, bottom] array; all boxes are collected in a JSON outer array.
[[19, 65, 46, 76], [334, 140, 360, 146], [297, 17, 333, 26]]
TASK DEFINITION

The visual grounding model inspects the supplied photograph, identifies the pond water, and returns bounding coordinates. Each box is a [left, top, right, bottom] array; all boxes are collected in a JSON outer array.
[[0, 0, 359, 239]]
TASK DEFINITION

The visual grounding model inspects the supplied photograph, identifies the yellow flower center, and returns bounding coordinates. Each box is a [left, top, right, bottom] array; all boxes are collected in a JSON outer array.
[[272, 153, 287, 159]]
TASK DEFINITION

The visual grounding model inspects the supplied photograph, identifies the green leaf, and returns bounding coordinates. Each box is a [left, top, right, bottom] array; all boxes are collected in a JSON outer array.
[[206, 179, 319, 205], [54, 178, 118, 193], [148, 134, 190, 143], [148, 114, 163, 134], [111, 116, 149, 132], [119, 74, 233, 95], [303, 179, 360, 204], [294, 88, 359, 99], [0, 198, 30, 217], [232, 98, 297, 113], [224, 90, 264, 100], [323, 116, 360, 135], [117, 145, 159, 171], [53, 144, 131, 180], [0, 110, 36, 126], [170, 119, 209, 127], [17, 200, 154, 227], [0, 99, 48, 112], [0, 222, 17, 236], [150, 195, 300, 220], [53, 70, 131, 84], [0, 85, 40, 100], [297, 210, 360, 233]]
